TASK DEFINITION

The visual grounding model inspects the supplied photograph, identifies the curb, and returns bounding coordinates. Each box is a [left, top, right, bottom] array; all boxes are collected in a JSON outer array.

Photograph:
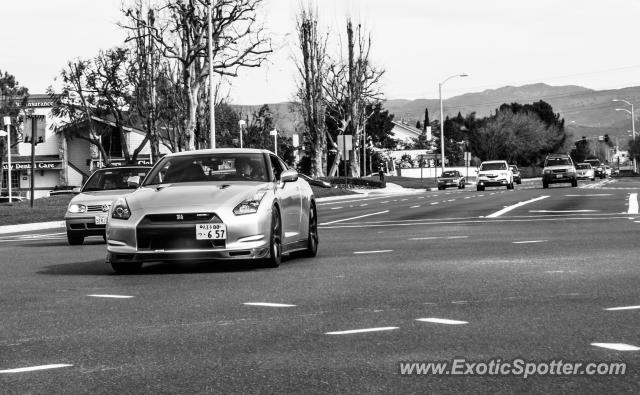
[[0, 221, 65, 235]]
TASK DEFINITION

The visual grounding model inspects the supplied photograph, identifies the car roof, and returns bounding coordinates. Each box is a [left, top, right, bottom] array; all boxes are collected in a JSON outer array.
[[481, 160, 507, 164], [93, 165, 152, 172], [166, 148, 274, 157]]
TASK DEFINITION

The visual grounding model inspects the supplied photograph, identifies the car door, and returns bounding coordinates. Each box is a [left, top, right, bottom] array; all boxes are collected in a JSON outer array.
[[269, 155, 302, 243]]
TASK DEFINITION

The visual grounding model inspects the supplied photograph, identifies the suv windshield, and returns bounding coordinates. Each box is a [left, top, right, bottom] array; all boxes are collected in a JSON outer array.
[[576, 164, 591, 169], [82, 167, 151, 191], [143, 153, 269, 185], [480, 162, 507, 171], [441, 171, 458, 177], [545, 157, 572, 167]]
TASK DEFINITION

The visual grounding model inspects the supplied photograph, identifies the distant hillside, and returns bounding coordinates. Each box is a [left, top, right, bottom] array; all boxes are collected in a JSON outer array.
[[235, 83, 640, 144]]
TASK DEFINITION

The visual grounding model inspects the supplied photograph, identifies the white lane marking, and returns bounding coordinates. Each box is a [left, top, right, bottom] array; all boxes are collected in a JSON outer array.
[[418, 197, 424, 199], [605, 305, 640, 311], [87, 294, 134, 299], [326, 327, 399, 335], [320, 210, 389, 225], [529, 210, 598, 213], [416, 318, 468, 325], [243, 302, 296, 307], [628, 193, 638, 214], [565, 194, 612, 197], [409, 236, 468, 240], [0, 364, 73, 373], [591, 343, 640, 351], [544, 270, 577, 274], [410, 205, 420, 208], [512, 240, 547, 244], [486, 195, 549, 218], [353, 250, 393, 254], [430, 202, 439, 205], [401, 199, 408, 201], [447, 199, 455, 202], [464, 196, 471, 199], [381, 201, 389, 204], [331, 207, 343, 210], [359, 204, 368, 207]]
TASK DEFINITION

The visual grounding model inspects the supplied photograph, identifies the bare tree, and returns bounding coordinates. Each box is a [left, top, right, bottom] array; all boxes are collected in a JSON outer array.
[[295, 6, 328, 177], [326, 19, 384, 177], [122, 0, 272, 151]]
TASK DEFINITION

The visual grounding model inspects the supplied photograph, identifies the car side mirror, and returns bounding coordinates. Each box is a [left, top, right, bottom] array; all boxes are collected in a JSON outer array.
[[280, 169, 299, 183], [72, 187, 81, 194], [127, 175, 141, 188]]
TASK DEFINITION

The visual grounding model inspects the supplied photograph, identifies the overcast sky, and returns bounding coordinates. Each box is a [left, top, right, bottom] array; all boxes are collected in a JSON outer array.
[[2, 0, 640, 104]]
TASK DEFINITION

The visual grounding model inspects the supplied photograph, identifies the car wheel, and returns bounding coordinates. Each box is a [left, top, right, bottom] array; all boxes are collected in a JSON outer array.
[[517, 180, 522, 185], [507, 182, 514, 190], [264, 207, 282, 268], [571, 179, 578, 187], [302, 204, 318, 258], [67, 232, 84, 245], [542, 181, 549, 189], [107, 252, 142, 274], [477, 186, 484, 191], [591, 177, 595, 181]]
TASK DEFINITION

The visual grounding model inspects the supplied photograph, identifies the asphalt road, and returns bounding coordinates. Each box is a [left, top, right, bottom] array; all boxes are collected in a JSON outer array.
[[1, 178, 640, 393]]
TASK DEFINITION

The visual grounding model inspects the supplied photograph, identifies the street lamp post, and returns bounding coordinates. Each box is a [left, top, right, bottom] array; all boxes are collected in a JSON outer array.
[[439, 73, 468, 174], [238, 119, 246, 148], [270, 128, 278, 156], [613, 99, 636, 173], [208, 0, 216, 149]]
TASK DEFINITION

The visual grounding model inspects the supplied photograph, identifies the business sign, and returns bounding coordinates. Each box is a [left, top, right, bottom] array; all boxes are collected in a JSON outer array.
[[92, 159, 153, 168], [2, 161, 62, 170]]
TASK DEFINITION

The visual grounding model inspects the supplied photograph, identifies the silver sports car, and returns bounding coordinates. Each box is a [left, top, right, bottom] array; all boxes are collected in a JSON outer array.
[[105, 148, 318, 273]]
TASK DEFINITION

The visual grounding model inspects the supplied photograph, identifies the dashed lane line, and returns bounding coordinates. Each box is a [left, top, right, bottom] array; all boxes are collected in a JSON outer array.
[[0, 364, 73, 374], [605, 305, 640, 311], [243, 302, 296, 307], [591, 343, 640, 351], [416, 318, 468, 325], [320, 210, 389, 225], [512, 240, 547, 244], [88, 294, 134, 299], [409, 236, 468, 240], [325, 327, 399, 335], [486, 195, 549, 218], [353, 250, 393, 254]]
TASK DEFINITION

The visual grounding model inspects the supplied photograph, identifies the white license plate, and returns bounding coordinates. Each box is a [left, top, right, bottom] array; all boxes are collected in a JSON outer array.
[[94, 215, 107, 225], [556, 174, 563, 178], [196, 223, 227, 240]]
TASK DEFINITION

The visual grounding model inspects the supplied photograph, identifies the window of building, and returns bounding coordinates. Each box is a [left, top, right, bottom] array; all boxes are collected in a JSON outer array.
[[1, 170, 20, 191]]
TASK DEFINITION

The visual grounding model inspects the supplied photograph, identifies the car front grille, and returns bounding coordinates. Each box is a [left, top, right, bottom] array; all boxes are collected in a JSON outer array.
[[552, 169, 567, 173], [87, 204, 109, 212], [136, 213, 225, 251]]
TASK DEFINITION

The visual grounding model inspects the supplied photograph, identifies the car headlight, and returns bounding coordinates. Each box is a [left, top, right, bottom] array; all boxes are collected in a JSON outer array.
[[567, 168, 576, 173], [68, 204, 87, 213], [111, 197, 131, 220], [233, 190, 268, 215], [544, 169, 552, 174]]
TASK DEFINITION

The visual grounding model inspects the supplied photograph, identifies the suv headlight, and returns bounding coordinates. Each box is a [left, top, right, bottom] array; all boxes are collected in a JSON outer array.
[[544, 169, 552, 174], [68, 203, 87, 213], [111, 197, 131, 220], [233, 190, 268, 215], [567, 168, 576, 173]]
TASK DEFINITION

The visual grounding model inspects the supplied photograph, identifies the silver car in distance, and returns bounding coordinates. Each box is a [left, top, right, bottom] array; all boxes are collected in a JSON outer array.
[[105, 149, 318, 274]]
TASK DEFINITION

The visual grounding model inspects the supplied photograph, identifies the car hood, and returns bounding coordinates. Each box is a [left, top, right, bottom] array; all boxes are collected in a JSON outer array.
[[478, 170, 506, 176], [71, 190, 134, 205], [127, 182, 274, 211]]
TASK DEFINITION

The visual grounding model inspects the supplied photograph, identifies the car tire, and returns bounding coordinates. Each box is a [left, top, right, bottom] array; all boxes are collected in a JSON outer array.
[[264, 207, 282, 268], [507, 182, 514, 190], [591, 177, 595, 181], [477, 186, 484, 191], [67, 232, 84, 245], [517, 180, 522, 185], [302, 203, 318, 258], [107, 252, 142, 274], [571, 179, 578, 187], [542, 181, 549, 189]]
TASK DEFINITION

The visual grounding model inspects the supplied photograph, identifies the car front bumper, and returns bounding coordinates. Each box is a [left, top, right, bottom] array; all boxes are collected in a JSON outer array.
[[543, 173, 576, 183], [477, 177, 509, 187], [65, 216, 108, 236]]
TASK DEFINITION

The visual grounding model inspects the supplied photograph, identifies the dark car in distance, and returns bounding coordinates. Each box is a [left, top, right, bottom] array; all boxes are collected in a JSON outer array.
[[437, 170, 466, 190], [509, 165, 522, 184]]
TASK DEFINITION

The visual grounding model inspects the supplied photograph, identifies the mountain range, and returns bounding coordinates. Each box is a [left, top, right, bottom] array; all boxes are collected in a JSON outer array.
[[237, 83, 640, 147]]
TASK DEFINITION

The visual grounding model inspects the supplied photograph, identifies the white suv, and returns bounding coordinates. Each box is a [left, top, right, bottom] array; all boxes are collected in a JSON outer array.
[[477, 160, 514, 191]]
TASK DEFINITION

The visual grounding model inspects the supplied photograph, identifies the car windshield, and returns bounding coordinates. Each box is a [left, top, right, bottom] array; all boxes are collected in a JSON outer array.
[[82, 167, 151, 191], [509, 166, 518, 172], [480, 162, 507, 171], [576, 164, 591, 169], [545, 158, 572, 166], [142, 152, 269, 185], [441, 171, 457, 177]]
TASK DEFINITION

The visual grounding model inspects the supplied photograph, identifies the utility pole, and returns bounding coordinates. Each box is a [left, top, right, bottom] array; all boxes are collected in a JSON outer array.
[[2, 116, 11, 203]]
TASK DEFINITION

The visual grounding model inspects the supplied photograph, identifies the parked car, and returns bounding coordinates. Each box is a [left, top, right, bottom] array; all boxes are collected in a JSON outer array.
[[509, 165, 522, 184], [299, 173, 332, 188], [604, 165, 612, 177], [476, 160, 514, 191], [542, 154, 577, 188], [575, 163, 596, 181], [105, 148, 318, 274], [65, 166, 151, 245], [0, 195, 25, 203], [584, 158, 605, 179], [437, 170, 466, 190]]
